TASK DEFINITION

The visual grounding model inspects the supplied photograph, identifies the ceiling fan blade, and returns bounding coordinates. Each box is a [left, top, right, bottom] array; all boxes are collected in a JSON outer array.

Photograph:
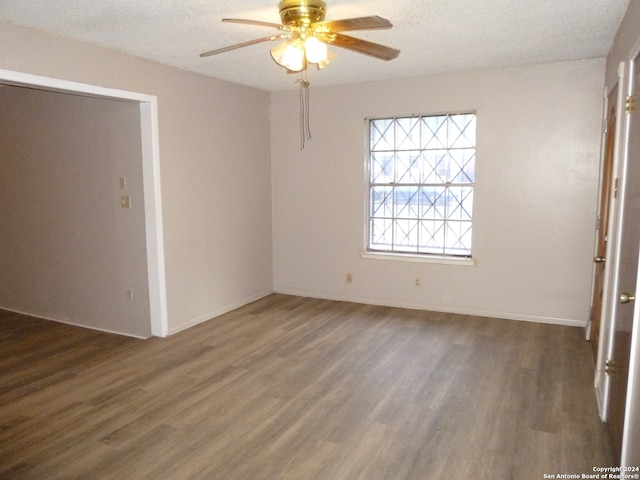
[[313, 15, 392, 32], [317, 32, 400, 61], [200, 33, 291, 57], [222, 18, 286, 30]]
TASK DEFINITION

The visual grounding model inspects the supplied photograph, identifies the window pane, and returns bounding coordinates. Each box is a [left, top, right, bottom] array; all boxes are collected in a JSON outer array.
[[396, 117, 421, 150], [394, 219, 419, 252], [370, 186, 393, 218], [419, 186, 446, 220], [449, 149, 475, 183], [371, 151, 394, 183], [444, 221, 472, 255], [394, 187, 419, 218], [448, 114, 476, 149], [396, 151, 421, 184], [370, 218, 393, 250], [421, 150, 448, 184], [446, 186, 474, 221], [418, 220, 445, 253], [370, 119, 394, 151], [422, 116, 447, 149]]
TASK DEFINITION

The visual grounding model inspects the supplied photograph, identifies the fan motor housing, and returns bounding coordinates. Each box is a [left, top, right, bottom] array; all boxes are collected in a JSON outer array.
[[278, 0, 327, 25]]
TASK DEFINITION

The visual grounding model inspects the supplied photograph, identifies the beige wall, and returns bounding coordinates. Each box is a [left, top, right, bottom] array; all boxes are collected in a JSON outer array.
[[271, 58, 605, 325], [0, 22, 274, 334], [0, 20, 609, 330], [0, 86, 151, 337]]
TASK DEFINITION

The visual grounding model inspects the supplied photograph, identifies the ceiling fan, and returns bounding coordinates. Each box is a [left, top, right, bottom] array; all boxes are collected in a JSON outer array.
[[200, 0, 400, 73]]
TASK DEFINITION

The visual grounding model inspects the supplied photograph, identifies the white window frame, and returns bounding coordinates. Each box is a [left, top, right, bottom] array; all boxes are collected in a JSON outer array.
[[364, 112, 477, 265]]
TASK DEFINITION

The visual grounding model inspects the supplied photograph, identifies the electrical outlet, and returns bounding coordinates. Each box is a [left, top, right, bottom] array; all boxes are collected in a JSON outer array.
[[346, 273, 353, 283], [126, 288, 133, 302], [415, 277, 421, 287]]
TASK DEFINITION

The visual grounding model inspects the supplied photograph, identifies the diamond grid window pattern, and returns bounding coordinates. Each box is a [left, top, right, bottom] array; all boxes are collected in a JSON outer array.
[[368, 113, 476, 257]]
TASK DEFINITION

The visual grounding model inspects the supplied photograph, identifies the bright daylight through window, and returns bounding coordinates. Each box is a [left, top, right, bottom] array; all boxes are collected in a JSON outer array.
[[368, 113, 476, 257]]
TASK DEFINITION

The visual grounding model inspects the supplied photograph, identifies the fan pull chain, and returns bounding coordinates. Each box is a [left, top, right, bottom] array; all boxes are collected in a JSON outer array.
[[297, 74, 311, 150]]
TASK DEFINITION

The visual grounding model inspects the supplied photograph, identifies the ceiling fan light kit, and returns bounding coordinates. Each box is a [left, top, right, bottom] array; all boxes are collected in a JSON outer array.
[[200, 0, 399, 147], [200, 0, 399, 74], [270, 34, 329, 72], [270, 0, 331, 71]]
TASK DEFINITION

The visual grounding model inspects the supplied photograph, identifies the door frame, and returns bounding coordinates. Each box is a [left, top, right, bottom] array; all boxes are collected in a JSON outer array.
[[589, 81, 619, 354], [596, 35, 640, 466], [594, 62, 627, 420], [619, 37, 640, 468], [0, 68, 168, 337]]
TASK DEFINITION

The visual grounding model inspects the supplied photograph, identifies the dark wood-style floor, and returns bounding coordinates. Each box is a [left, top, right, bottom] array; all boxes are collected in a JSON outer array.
[[0, 294, 612, 479]]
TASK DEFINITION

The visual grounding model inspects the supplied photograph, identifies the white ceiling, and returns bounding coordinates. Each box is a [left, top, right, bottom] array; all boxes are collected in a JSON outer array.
[[0, 0, 630, 92]]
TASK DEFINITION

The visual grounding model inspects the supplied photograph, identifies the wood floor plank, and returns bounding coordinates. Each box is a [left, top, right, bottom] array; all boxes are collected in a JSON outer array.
[[0, 295, 613, 479]]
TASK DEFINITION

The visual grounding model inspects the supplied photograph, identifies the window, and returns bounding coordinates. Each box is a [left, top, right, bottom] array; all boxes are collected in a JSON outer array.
[[368, 113, 476, 257]]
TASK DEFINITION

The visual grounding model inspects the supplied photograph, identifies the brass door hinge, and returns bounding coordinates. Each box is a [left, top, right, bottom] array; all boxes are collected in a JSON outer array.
[[626, 95, 635, 114]]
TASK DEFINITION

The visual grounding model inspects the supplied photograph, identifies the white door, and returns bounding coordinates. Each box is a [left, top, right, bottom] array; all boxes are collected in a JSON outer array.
[[609, 50, 640, 467]]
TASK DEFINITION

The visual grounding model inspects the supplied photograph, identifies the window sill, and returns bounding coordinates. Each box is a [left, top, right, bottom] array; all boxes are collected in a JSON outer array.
[[361, 251, 476, 266]]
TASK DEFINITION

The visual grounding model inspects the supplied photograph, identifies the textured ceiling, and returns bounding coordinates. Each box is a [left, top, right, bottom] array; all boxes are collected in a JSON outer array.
[[0, 0, 630, 91]]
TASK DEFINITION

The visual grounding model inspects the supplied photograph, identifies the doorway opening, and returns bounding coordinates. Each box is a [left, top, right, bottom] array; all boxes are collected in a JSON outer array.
[[0, 68, 167, 337]]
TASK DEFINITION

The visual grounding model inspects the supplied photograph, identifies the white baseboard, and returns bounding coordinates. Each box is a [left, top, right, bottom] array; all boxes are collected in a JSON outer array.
[[272, 288, 587, 328], [4, 288, 585, 339], [0, 306, 150, 339], [168, 289, 274, 335]]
